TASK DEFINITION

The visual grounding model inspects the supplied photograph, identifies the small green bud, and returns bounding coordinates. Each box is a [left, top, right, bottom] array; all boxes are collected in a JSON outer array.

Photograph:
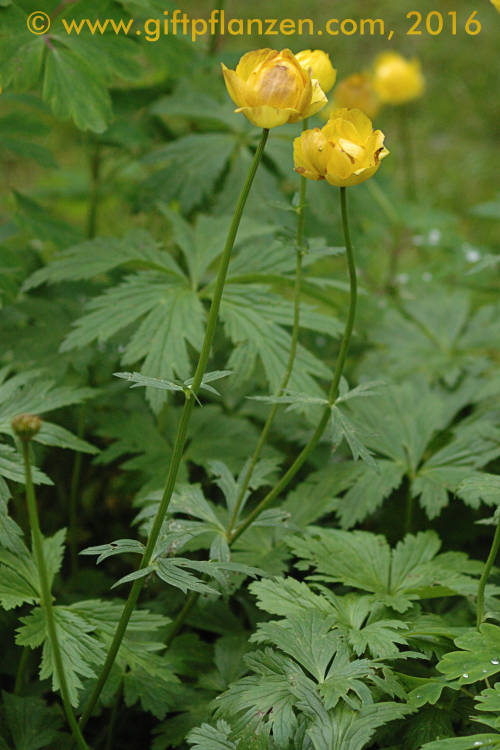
[[11, 413, 42, 441]]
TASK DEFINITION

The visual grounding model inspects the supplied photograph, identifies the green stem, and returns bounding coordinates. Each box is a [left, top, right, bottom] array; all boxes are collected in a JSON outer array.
[[69, 404, 86, 576], [398, 106, 416, 201], [14, 646, 29, 695], [208, 0, 225, 56], [103, 679, 123, 750], [230, 186, 357, 543], [226, 172, 307, 536], [78, 128, 269, 730], [165, 590, 198, 647], [404, 477, 414, 535], [86, 143, 101, 240], [20, 442, 90, 750], [477, 515, 500, 630]]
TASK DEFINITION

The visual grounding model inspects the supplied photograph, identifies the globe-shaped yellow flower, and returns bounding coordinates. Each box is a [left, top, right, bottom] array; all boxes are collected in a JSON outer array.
[[221, 48, 328, 129], [295, 49, 337, 94], [294, 108, 389, 187], [372, 52, 425, 105], [491, 0, 500, 11], [323, 73, 381, 120]]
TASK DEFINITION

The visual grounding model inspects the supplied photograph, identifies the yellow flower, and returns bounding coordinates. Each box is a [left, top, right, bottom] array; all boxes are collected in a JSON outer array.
[[294, 108, 389, 188], [491, 0, 500, 11], [373, 52, 425, 105], [322, 73, 381, 120], [295, 49, 337, 94], [221, 48, 328, 129]]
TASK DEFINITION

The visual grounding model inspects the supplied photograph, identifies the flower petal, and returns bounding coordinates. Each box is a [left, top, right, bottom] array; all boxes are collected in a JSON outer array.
[[221, 64, 248, 109], [236, 49, 278, 80], [235, 105, 294, 129]]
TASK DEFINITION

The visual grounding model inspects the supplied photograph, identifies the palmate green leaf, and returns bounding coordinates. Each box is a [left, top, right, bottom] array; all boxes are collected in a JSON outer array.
[[23, 229, 183, 291], [252, 611, 340, 683], [16, 605, 105, 706], [360, 289, 500, 386], [42, 45, 112, 133], [0, 444, 51, 487], [221, 286, 332, 397], [0, 372, 97, 457], [141, 133, 238, 213], [1, 1, 142, 131], [158, 206, 277, 289], [123, 664, 179, 720], [151, 86, 239, 130], [187, 720, 237, 750], [306, 702, 412, 750], [215, 649, 304, 747], [252, 613, 376, 710], [458, 474, 500, 506], [0, 111, 55, 167], [413, 418, 500, 517], [0, 5, 46, 91], [13, 192, 82, 249], [0, 692, 66, 750], [61, 273, 205, 413], [16, 597, 172, 708], [289, 529, 481, 613], [475, 682, 500, 730], [251, 580, 409, 660], [319, 378, 494, 525], [421, 736, 500, 750], [437, 625, 500, 686]]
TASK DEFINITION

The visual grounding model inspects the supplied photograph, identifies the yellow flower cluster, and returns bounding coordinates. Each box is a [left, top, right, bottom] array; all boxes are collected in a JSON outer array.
[[221, 46, 428, 188]]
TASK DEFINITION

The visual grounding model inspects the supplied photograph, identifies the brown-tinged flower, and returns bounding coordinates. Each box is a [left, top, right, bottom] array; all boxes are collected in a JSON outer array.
[[221, 48, 328, 129]]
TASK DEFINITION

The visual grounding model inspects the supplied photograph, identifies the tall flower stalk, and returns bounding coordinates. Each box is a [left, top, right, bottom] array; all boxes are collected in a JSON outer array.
[[226, 134, 308, 537], [477, 513, 500, 629], [80, 46, 332, 724], [165, 183, 358, 643], [165, 106, 389, 645], [78, 128, 269, 729], [230, 185, 357, 543], [12, 415, 91, 750]]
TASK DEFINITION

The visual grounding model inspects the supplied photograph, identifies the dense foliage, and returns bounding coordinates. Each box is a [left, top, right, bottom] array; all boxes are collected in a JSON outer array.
[[1, 1, 499, 749]]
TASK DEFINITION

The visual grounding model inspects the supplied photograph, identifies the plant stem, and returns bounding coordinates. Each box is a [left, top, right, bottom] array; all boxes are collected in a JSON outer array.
[[165, 590, 198, 647], [69, 404, 86, 576], [20, 442, 91, 750], [104, 679, 123, 750], [231, 188, 357, 528], [398, 106, 416, 201], [404, 477, 414, 535], [208, 0, 225, 56], [226, 171, 307, 536], [78, 128, 269, 730], [477, 515, 500, 629], [86, 142, 101, 239], [14, 646, 29, 695], [165, 186, 358, 642], [230, 186, 358, 544]]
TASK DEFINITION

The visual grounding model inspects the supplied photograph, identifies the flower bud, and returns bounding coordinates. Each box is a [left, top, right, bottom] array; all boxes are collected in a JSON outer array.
[[372, 52, 425, 105], [11, 413, 42, 441], [221, 48, 328, 129], [295, 49, 337, 94], [294, 108, 389, 188]]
